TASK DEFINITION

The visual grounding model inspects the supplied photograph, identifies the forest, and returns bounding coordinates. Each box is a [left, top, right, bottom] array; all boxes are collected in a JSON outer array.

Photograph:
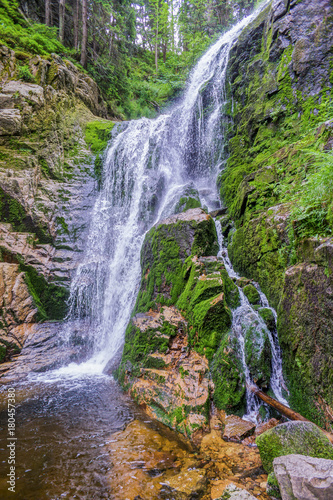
[[1, 0, 254, 118]]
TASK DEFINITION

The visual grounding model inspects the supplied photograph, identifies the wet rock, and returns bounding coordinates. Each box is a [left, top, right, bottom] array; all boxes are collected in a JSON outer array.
[[223, 415, 255, 442], [217, 482, 257, 499], [159, 469, 207, 499], [254, 418, 279, 437], [273, 454, 333, 500], [256, 421, 333, 473], [2, 81, 45, 106]]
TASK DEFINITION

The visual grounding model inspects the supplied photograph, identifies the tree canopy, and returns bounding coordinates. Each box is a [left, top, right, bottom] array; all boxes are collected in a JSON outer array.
[[0, 0, 255, 118]]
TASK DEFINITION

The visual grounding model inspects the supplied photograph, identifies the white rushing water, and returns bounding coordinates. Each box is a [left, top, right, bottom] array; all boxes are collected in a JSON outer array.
[[51, 0, 284, 418], [215, 221, 289, 421]]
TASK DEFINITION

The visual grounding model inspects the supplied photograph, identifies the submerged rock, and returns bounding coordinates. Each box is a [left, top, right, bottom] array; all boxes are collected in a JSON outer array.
[[256, 421, 333, 473], [273, 454, 333, 500], [159, 469, 207, 499]]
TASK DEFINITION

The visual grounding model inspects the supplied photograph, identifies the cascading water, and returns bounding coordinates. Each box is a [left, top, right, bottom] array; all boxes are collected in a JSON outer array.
[[58, 0, 282, 420], [215, 221, 289, 421]]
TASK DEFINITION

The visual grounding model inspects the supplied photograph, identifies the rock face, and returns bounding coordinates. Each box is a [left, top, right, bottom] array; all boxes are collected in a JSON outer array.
[[256, 421, 333, 473], [273, 454, 333, 500], [0, 44, 112, 366], [118, 208, 246, 437], [221, 0, 333, 426]]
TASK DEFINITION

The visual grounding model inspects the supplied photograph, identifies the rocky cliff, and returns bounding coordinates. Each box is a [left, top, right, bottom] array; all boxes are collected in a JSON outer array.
[[221, 0, 333, 428], [0, 44, 113, 366], [118, 0, 333, 437]]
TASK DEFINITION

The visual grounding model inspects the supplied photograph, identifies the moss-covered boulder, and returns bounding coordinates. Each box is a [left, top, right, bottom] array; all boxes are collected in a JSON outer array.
[[258, 308, 275, 331], [256, 421, 333, 473], [118, 208, 246, 436], [243, 284, 260, 305], [266, 472, 281, 499]]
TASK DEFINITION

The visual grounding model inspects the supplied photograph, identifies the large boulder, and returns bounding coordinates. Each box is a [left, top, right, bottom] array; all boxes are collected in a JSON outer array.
[[118, 208, 246, 435], [256, 421, 333, 473], [273, 454, 333, 500]]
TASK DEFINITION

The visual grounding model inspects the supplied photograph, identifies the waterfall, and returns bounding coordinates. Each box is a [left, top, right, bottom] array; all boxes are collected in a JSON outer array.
[[59, 2, 274, 385], [215, 221, 289, 421]]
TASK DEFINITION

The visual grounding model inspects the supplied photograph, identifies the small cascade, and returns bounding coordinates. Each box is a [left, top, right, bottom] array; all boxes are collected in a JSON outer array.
[[215, 220, 288, 422]]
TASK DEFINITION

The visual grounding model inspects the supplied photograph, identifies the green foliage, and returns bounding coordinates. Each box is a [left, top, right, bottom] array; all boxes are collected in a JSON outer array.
[[18, 64, 35, 83]]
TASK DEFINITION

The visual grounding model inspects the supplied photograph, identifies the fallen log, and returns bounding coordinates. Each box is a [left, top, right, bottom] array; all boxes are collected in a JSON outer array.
[[248, 383, 333, 444]]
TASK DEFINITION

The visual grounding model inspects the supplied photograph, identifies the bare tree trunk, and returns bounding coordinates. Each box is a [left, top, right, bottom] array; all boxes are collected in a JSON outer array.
[[73, 0, 79, 50], [59, 0, 65, 43], [81, 0, 88, 68], [248, 383, 333, 444], [155, 17, 158, 74], [45, 0, 51, 26]]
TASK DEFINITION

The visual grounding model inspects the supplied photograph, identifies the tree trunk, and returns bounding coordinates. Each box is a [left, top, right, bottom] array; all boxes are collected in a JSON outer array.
[[81, 0, 88, 68], [155, 17, 158, 74], [59, 0, 65, 43], [45, 0, 51, 26], [73, 0, 79, 50], [248, 383, 333, 444]]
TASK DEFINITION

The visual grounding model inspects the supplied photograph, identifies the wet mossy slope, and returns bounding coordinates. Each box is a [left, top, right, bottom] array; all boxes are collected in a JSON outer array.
[[222, 0, 333, 427]]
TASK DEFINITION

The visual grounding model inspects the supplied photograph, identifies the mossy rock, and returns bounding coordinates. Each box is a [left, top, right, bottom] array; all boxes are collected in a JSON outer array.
[[267, 472, 281, 499], [243, 284, 260, 305], [256, 421, 333, 473], [258, 307, 276, 331], [211, 334, 246, 414]]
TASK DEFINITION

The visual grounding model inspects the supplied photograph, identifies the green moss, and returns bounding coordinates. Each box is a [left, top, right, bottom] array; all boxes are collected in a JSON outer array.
[[243, 283, 260, 305], [211, 333, 246, 413], [0, 188, 52, 244], [256, 421, 333, 473], [267, 472, 281, 499], [84, 120, 115, 153], [18, 261, 69, 321], [258, 307, 275, 331], [244, 324, 271, 386]]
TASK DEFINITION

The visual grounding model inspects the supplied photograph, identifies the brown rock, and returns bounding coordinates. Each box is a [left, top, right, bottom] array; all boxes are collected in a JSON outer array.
[[223, 415, 256, 442], [159, 469, 207, 499]]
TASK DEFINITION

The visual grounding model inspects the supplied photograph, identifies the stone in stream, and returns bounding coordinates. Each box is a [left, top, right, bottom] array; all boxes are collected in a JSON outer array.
[[273, 454, 333, 500], [223, 415, 255, 442], [216, 482, 257, 499], [256, 421, 333, 473], [159, 469, 207, 499]]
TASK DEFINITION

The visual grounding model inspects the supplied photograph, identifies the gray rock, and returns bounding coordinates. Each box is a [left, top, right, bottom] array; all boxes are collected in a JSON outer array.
[[0, 109, 21, 135], [2, 81, 44, 106], [217, 482, 257, 499], [273, 454, 333, 500]]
